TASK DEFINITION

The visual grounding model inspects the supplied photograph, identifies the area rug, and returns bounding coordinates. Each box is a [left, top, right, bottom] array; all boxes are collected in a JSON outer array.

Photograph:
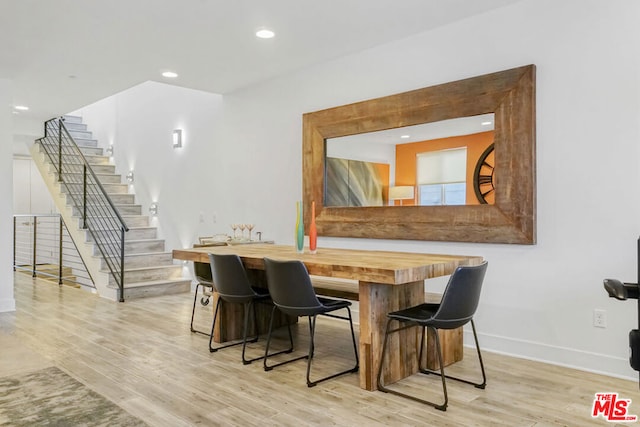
[[0, 366, 147, 426]]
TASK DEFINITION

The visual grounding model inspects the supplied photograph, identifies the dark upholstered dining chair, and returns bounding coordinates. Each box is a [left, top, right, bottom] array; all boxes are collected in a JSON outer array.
[[377, 261, 488, 411], [262, 258, 359, 387], [208, 253, 293, 364]]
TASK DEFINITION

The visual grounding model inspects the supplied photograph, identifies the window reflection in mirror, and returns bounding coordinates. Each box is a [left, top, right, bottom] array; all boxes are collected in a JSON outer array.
[[417, 148, 466, 206], [324, 113, 495, 207]]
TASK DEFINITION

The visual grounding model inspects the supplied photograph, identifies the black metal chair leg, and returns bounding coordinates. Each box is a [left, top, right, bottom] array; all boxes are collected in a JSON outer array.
[[242, 301, 258, 364], [470, 320, 487, 389], [263, 306, 300, 371], [306, 315, 317, 386], [191, 284, 210, 335], [376, 318, 393, 391], [241, 300, 287, 365], [346, 307, 360, 371], [209, 298, 249, 353], [190, 283, 200, 332], [306, 308, 359, 388], [378, 320, 447, 411], [308, 316, 315, 358], [420, 321, 486, 389], [247, 300, 259, 344], [430, 326, 448, 410]]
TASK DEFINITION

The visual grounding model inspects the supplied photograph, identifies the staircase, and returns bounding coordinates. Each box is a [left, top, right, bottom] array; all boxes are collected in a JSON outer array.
[[29, 115, 191, 301]]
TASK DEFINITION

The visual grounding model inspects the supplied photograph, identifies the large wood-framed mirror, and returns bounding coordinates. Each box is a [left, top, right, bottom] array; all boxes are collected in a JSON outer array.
[[303, 64, 536, 244]]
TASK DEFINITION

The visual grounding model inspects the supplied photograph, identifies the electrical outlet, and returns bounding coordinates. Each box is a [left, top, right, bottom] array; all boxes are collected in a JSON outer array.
[[594, 309, 607, 328]]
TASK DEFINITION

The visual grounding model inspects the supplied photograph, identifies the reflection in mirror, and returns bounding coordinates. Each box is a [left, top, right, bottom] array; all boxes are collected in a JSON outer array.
[[325, 114, 495, 207]]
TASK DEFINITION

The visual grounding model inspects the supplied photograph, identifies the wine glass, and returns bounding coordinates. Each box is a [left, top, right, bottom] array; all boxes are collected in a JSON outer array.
[[246, 223, 254, 241], [230, 223, 238, 239], [238, 223, 246, 240]]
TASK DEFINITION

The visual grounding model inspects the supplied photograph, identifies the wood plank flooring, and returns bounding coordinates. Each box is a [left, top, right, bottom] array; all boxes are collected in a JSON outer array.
[[1, 274, 638, 426]]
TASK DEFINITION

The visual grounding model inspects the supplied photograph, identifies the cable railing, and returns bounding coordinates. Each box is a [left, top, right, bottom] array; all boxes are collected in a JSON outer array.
[[13, 214, 95, 289], [35, 118, 129, 301]]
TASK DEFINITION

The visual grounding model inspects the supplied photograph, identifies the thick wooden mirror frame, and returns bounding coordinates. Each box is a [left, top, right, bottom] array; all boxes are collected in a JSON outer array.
[[303, 64, 536, 244]]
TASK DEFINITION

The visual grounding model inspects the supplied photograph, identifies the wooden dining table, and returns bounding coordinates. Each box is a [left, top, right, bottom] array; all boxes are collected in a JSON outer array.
[[172, 244, 483, 391]]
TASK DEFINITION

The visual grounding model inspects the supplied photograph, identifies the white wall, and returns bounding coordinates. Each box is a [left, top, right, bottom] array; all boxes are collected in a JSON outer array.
[[0, 79, 16, 312], [74, 0, 640, 380], [73, 82, 226, 249], [13, 157, 56, 214], [327, 140, 396, 186]]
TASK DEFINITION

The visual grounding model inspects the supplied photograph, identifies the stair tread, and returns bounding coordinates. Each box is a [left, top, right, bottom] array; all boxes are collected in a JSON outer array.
[[74, 203, 142, 210], [69, 156, 109, 162], [65, 191, 133, 194], [123, 251, 173, 257], [66, 176, 121, 180], [91, 226, 154, 231], [107, 278, 190, 289], [65, 193, 134, 197], [100, 264, 179, 273], [82, 214, 143, 217], [93, 250, 172, 258]]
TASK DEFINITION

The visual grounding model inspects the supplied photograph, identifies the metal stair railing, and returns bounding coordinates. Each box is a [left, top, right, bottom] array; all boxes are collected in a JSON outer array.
[[13, 214, 95, 289], [35, 117, 129, 301]]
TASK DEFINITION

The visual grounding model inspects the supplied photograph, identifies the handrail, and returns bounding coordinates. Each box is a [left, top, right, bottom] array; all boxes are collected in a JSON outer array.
[[35, 117, 129, 301], [55, 122, 130, 230], [13, 214, 95, 289]]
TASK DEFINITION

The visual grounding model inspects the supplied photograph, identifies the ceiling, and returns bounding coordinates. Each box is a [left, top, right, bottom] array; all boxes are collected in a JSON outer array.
[[329, 114, 495, 148], [2, 0, 522, 129]]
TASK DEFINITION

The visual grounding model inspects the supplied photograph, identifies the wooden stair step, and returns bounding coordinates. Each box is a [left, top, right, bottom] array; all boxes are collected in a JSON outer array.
[[105, 264, 182, 286], [73, 137, 99, 147], [87, 226, 157, 242], [109, 278, 191, 299], [83, 154, 111, 165], [64, 173, 122, 184], [77, 146, 103, 156], [123, 252, 173, 268], [64, 193, 135, 204], [62, 115, 83, 124], [72, 204, 142, 215]]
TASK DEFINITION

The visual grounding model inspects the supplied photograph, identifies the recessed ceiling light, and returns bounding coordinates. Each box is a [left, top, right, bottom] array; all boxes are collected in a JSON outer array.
[[14, 105, 29, 111], [256, 28, 275, 39], [162, 71, 178, 78], [481, 121, 492, 126], [400, 135, 410, 139]]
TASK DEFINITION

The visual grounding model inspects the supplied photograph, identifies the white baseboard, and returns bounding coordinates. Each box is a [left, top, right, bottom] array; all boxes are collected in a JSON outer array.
[[326, 301, 634, 381], [467, 330, 637, 382], [0, 298, 16, 313]]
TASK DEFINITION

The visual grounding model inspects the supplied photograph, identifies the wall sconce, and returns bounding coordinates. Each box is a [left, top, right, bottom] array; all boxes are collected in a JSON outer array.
[[126, 171, 134, 183], [172, 129, 183, 148], [106, 145, 114, 156], [389, 186, 415, 206], [149, 203, 158, 216]]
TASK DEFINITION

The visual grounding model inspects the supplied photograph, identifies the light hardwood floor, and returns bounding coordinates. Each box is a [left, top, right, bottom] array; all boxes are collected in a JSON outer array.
[[1, 273, 638, 426]]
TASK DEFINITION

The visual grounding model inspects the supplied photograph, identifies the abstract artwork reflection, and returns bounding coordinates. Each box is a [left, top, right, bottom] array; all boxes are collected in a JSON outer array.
[[325, 157, 389, 207]]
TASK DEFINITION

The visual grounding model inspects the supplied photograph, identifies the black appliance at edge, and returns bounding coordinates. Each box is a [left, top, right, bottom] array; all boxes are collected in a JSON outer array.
[[603, 237, 640, 386]]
